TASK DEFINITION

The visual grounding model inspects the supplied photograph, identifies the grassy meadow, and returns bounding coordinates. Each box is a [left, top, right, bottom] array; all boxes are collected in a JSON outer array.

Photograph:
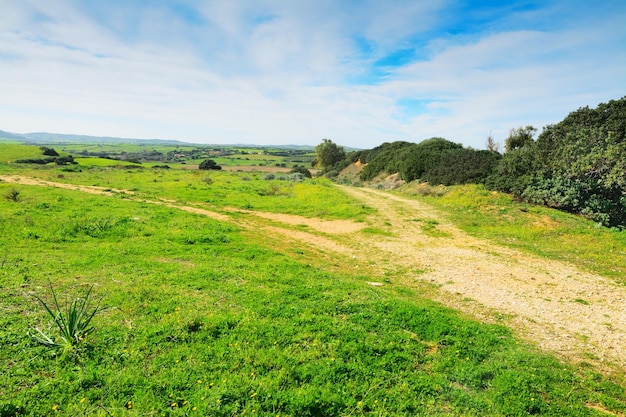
[[0, 144, 51, 163], [1, 144, 626, 416]]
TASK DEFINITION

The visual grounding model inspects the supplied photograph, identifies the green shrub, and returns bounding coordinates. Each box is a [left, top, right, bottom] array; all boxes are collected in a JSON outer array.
[[490, 97, 626, 228], [397, 138, 463, 182], [199, 159, 222, 170], [422, 148, 501, 185], [289, 165, 312, 178]]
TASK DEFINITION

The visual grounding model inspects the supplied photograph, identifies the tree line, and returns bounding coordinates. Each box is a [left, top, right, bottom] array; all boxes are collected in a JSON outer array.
[[315, 96, 626, 229]]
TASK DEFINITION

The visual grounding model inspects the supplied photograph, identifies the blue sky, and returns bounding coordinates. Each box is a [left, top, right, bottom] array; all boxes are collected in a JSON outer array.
[[1, 0, 624, 149]]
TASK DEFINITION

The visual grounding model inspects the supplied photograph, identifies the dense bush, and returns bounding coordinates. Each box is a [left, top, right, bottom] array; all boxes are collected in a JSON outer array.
[[15, 155, 76, 165], [325, 96, 625, 228], [342, 139, 498, 186], [423, 148, 501, 186], [397, 138, 463, 182], [54, 155, 75, 165], [289, 165, 312, 178], [358, 141, 414, 181], [199, 159, 222, 170], [491, 96, 626, 228], [14, 157, 57, 164], [40, 146, 59, 156]]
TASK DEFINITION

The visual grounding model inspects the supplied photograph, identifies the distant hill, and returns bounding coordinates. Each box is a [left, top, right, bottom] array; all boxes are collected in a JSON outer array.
[[0, 130, 29, 141], [0, 129, 317, 150], [0, 130, 194, 146]]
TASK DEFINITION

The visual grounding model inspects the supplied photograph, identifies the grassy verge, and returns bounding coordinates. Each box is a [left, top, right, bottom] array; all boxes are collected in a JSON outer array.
[[401, 183, 626, 284], [0, 164, 372, 221], [0, 178, 625, 416]]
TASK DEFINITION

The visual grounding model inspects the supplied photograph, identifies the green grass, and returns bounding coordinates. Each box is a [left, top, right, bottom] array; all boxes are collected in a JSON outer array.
[[74, 157, 144, 167], [0, 165, 372, 220], [1, 169, 626, 416], [0, 144, 46, 163], [403, 183, 626, 283], [58, 143, 202, 154]]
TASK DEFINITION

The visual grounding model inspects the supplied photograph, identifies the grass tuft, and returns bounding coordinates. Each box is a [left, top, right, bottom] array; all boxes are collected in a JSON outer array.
[[30, 283, 104, 349]]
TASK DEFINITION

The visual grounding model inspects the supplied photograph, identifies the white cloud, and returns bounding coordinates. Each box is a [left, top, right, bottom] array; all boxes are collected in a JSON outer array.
[[0, 1, 624, 149]]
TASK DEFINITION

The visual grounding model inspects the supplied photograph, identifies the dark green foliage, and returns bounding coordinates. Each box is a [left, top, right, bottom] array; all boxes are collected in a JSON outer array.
[[351, 139, 497, 186], [397, 138, 463, 182], [289, 165, 312, 178], [14, 155, 75, 165], [14, 157, 57, 164], [314, 139, 345, 172], [487, 144, 538, 195], [492, 97, 626, 228], [505, 126, 537, 152], [423, 148, 501, 185], [199, 158, 222, 170], [54, 155, 75, 165], [358, 141, 415, 181], [0, 404, 25, 417], [40, 146, 59, 156]]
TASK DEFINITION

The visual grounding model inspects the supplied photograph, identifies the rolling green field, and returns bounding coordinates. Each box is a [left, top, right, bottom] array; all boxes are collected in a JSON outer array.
[[1, 144, 626, 416], [0, 144, 51, 162]]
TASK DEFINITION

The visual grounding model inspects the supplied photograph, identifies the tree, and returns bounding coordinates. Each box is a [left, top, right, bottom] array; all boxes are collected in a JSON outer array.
[[486, 133, 500, 153], [199, 159, 222, 170], [505, 126, 537, 152], [314, 139, 345, 172]]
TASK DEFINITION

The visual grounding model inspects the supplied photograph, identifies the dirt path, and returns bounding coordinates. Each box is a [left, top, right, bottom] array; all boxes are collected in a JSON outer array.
[[338, 186, 626, 370], [3, 174, 625, 370]]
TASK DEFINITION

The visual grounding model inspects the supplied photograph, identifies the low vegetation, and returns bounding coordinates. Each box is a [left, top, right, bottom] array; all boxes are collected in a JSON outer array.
[[331, 96, 626, 229], [30, 283, 105, 350], [1, 152, 625, 416]]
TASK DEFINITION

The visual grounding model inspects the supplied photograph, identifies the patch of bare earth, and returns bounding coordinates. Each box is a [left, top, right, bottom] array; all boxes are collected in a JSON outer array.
[[5, 174, 625, 371]]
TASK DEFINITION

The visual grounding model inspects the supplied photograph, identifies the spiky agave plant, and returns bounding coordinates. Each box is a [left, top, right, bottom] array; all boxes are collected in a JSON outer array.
[[30, 283, 103, 349]]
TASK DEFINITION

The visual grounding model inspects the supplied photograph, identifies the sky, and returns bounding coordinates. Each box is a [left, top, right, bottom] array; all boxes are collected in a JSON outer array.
[[1, 1, 625, 149]]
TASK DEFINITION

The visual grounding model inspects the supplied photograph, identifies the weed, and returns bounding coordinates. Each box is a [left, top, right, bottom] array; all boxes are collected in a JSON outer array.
[[4, 188, 20, 202], [30, 283, 104, 349], [360, 227, 393, 236]]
